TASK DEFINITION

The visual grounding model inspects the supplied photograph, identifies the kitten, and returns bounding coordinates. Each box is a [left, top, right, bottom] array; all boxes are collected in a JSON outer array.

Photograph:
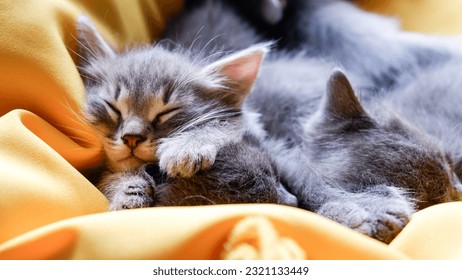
[[76, 16, 296, 210], [247, 63, 461, 243], [148, 133, 296, 206], [216, 0, 458, 90], [164, 0, 462, 243], [226, 0, 462, 199]]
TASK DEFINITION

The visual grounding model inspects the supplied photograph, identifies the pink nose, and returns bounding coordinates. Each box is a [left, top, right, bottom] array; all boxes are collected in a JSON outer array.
[[121, 134, 146, 149]]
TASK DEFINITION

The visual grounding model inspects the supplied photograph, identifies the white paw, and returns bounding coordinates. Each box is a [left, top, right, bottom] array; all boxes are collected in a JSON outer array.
[[317, 197, 413, 243], [158, 142, 217, 178], [108, 175, 154, 211]]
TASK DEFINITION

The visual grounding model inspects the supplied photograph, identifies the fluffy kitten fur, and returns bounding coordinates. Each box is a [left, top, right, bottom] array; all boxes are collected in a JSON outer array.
[[165, 0, 462, 243], [76, 16, 297, 210], [149, 133, 294, 206], [188, 0, 456, 89]]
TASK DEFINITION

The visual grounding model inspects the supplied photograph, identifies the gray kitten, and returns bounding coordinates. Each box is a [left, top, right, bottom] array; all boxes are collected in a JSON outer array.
[[219, 0, 457, 90], [149, 133, 294, 206], [247, 62, 461, 243], [164, 0, 462, 243], [76, 16, 296, 210]]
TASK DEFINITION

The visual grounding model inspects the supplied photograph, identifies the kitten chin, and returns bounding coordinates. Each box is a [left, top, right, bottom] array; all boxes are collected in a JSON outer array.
[[104, 142, 156, 172], [107, 157, 148, 172]]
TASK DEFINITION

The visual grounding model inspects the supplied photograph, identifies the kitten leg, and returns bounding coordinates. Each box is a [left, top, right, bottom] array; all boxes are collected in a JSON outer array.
[[266, 143, 414, 243], [157, 121, 241, 178], [316, 185, 414, 244], [98, 170, 155, 211], [275, 182, 298, 207]]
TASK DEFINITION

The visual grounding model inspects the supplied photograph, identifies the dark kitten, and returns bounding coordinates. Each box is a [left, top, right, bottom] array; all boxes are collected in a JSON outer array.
[[148, 133, 297, 206], [76, 16, 296, 210], [219, 0, 458, 90]]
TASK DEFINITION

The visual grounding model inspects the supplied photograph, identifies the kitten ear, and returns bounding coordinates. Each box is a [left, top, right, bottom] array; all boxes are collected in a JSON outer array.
[[322, 69, 368, 120], [76, 15, 116, 65], [203, 44, 268, 106]]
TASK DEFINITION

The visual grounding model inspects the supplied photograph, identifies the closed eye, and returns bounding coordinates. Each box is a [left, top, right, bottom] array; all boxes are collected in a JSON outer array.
[[155, 107, 181, 124], [104, 100, 121, 121]]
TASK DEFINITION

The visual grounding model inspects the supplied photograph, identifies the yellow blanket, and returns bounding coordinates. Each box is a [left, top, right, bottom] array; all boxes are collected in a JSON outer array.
[[1, 0, 461, 260]]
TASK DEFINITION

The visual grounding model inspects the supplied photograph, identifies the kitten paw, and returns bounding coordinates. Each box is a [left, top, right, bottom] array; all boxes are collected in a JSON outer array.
[[158, 142, 217, 178], [108, 174, 154, 211], [317, 194, 414, 243]]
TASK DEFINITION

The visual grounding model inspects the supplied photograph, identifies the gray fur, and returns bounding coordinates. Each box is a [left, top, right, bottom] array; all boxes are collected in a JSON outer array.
[[246, 64, 460, 243], [150, 133, 297, 207], [284, 0, 454, 85], [226, 0, 459, 90], [77, 15, 297, 210], [77, 0, 462, 243], [163, 0, 462, 243], [164, 0, 261, 57]]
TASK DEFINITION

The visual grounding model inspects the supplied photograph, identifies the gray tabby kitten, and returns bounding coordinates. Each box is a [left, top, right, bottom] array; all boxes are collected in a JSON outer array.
[[164, 0, 462, 243], [76, 16, 296, 210], [248, 62, 462, 243]]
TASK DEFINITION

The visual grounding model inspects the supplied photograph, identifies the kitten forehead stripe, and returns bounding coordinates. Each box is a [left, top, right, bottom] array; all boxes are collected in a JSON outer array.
[[114, 84, 121, 101], [162, 82, 175, 104]]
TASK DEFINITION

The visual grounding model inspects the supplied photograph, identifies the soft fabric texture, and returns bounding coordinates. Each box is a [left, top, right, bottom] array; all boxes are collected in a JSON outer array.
[[357, 0, 462, 35], [0, 0, 461, 260]]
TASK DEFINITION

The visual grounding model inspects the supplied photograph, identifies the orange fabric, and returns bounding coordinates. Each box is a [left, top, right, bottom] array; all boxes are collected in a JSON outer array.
[[0, 205, 408, 260], [0, 0, 461, 260], [390, 202, 462, 259], [220, 216, 307, 260], [357, 0, 462, 35]]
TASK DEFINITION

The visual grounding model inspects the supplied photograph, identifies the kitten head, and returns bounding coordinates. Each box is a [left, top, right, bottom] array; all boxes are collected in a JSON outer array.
[[306, 70, 461, 208], [76, 16, 267, 171]]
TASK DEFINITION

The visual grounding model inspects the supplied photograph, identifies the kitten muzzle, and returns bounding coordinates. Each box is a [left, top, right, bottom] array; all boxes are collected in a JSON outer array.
[[122, 134, 146, 150]]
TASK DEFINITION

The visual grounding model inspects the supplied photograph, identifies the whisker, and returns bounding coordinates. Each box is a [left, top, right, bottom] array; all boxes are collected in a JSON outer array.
[[181, 195, 217, 205], [79, 32, 99, 61], [67, 43, 91, 66], [192, 33, 224, 64], [190, 26, 205, 48], [198, 50, 228, 65], [155, 38, 179, 50], [173, 106, 240, 134], [59, 99, 94, 130], [54, 124, 98, 141]]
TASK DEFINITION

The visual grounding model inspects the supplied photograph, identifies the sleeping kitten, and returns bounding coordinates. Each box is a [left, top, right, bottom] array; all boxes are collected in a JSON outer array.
[[76, 16, 296, 210], [215, 0, 458, 90], [148, 133, 296, 206], [223, 0, 462, 202], [247, 62, 462, 243], [164, 0, 462, 243]]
